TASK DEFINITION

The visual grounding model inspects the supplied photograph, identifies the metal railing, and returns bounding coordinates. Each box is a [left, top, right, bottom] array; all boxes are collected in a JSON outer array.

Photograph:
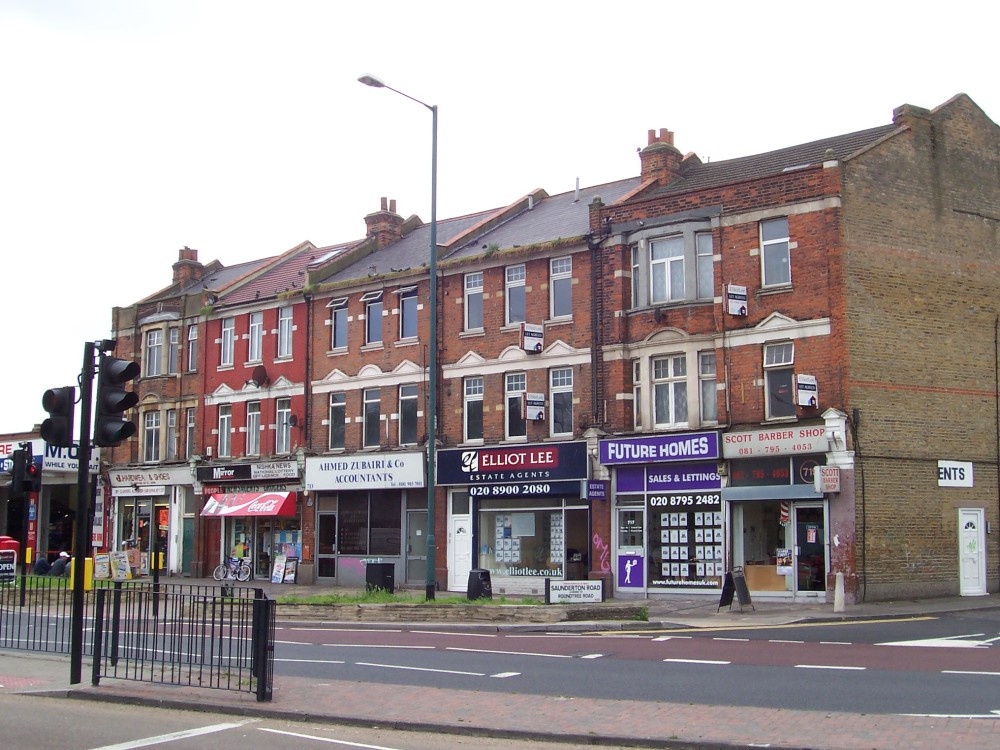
[[0, 575, 274, 701]]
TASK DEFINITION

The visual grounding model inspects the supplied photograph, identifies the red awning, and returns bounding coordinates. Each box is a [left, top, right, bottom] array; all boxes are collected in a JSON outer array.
[[200, 492, 297, 518]]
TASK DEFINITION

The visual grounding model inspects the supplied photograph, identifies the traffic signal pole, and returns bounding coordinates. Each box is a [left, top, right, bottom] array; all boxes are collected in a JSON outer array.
[[70, 341, 96, 685]]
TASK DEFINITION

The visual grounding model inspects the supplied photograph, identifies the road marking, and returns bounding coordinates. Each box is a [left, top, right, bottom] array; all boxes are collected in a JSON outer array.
[[290, 627, 403, 633], [820, 641, 852, 645], [261, 726, 402, 749], [88, 720, 258, 750], [276, 658, 346, 664], [770, 639, 804, 644], [942, 670, 1000, 677], [713, 637, 749, 642], [599, 615, 937, 636], [446, 646, 572, 658], [664, 658, 730, 665], [652, 635, 692, 641], [580, 653, 604, 659], [356, 662, 483, 676], [323, 643, 435, 649], [795, 664, 866, 670], [900, 710, 1000, 719], [878, 636, 991, 648], [417, 630, 495, 637], [491, 671, 521, 678]]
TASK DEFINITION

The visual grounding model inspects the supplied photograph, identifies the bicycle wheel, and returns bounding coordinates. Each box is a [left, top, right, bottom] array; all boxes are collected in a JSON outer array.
[[236, 562, 251, 582], [212, 564, 227, 581]]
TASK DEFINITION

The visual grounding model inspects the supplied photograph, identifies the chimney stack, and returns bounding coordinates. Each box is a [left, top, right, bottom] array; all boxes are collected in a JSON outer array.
[[364, 197, 405, 249], [172, 246, 204, 286], [639, 128, 682, 185]]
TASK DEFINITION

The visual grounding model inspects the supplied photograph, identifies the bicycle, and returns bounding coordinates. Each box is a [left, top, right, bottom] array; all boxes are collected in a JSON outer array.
[[213, 556, 252, 582]]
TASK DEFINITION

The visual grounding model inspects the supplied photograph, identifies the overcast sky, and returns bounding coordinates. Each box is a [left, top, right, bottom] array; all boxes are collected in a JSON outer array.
[[1, 0, 996, 435]]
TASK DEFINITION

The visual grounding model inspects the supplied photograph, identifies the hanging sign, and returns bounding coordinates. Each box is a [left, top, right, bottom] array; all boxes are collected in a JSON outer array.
[[726, 284, 748, 316], [796, 374, 818, 407]]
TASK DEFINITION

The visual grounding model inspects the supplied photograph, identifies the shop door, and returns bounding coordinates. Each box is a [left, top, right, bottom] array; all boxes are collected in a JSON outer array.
[[317, 512, 337, 579], [958, 508, 987, 596], [406, 510, 427, 584], [615, 507, 645, 592], [448, 514, 472, 591], [793, 504, 826, 595], [181, 517, 194, 575]]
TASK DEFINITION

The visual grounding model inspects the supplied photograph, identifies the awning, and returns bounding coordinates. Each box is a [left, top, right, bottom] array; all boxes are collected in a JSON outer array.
[[722, 485, 822, 502], [200, 491, 297, 517]]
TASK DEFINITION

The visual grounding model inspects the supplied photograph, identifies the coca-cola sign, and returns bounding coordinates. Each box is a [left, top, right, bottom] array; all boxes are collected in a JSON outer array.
[[200, 491, 296, 517]]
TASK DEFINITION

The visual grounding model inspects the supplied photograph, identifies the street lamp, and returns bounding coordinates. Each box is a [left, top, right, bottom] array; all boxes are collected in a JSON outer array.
[[359, 74, 438, 600]]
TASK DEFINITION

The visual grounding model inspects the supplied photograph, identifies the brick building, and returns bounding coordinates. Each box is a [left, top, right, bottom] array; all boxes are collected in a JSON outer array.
[[91, 93, 998, 604]]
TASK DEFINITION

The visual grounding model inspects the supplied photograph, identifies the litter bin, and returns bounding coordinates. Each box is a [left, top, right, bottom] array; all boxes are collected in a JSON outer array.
[[467, 568, 492, 600], [365, 562, 395, 593]]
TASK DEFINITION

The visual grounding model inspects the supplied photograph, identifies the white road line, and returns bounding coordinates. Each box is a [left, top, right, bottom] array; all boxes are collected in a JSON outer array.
[[820, 641, 852, 645], [491, 671, 521, 678], [579, 653, 604, 659], [664, 658, 730, 665], [260, 726, 402, 749], [942, 670, 1000, 677], [290, 627, 402, 633], [795, 664, 866, 670], [713, 637, 749, 642], [275, 658, 346, 664], [417, 630, 495, 637], [87, 720, 257, 750], [652, 635, 692, 641], [446, 646, 571, 658], [770, 639, 804, 644], [355, 662, 483, 676], [275, 640, 312, 645], [901, 711, 1000, 719], [323, 644, 434, 649], [878, 637, 991, 648]]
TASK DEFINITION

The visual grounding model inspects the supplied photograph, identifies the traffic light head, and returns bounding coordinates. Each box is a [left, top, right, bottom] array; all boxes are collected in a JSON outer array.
[[41, 386, 76, 448], [10, 449, 27, 500], [94, 355, 140, 448], [24, 460, 41, 493]]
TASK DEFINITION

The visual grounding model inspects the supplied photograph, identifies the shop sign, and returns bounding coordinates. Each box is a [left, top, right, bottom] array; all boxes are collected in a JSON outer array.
[[937, 460, 973, 488], [196, 460, 298, 483], [305, 452, 425, 490], [0, 550, 16, 582], [722, 426, 829, 458], [616, 461, 721, 493], [469, 480, 579, 499], [109, 467, 189, 486], [438, 441, 587, 485], [545, 580, 604, 604], [201, 491, 297, 517], [111, 485, 166, 497], [814, 466, 841, 493], [0, 439, 100, 473], [599, 432, 719, 465], [587, 480, 609, 501]]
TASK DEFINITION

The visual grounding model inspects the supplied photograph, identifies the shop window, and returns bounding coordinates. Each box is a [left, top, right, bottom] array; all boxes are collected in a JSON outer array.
[[464, 272, 483, 331], [328, 297, 348, 350], [550, 256, 572, 319], [653, 354, 688, 427], [399, 384, 418, 446], [328, 392, 346, 450], [761, 217, 790, 287], [277, 306, 293, 358], [764, 342, 795, 419], [505, 372, 526, 440], [505, 264, 526, 326], [398, 286, 417, 340], [144, 329, 163, 377], [464, 376, 484, 442], [549, 367, 573, 436], [337, 491, 401, 556], [363, 388, 381, 447]]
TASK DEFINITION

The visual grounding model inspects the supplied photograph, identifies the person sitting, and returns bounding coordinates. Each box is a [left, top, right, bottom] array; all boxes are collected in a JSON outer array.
[[33, 557, 51, 575], [49, 551, 70, 577]]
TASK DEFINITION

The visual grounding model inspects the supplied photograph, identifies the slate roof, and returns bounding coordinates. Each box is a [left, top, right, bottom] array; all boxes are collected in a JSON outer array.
[[645, 124, 898, 198], [139, 256, 273, 305]]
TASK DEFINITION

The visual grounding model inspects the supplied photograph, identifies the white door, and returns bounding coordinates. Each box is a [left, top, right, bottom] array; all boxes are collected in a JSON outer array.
[[958, 508, 987, 596], [448, 514, 472, 591]]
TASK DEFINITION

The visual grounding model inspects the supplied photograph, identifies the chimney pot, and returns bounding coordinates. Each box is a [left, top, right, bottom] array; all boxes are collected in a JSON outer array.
[[647, 129, 657, 146], [380, 196, 388, 211]]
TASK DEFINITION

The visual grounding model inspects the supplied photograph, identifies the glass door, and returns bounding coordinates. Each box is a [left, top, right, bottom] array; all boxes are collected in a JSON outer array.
[[616, 506, 645, 591], [406, 510, 427, 584], [793, 504, 826, 594], [317, 512, 337, 579]]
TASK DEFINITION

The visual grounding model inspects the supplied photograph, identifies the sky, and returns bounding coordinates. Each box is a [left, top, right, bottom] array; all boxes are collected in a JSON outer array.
[[1, 0, 996, 435]]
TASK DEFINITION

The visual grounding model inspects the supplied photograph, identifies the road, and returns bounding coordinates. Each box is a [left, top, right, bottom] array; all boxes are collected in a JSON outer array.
[[0, 693, 638, 750], [272, 609, 1000, 717]]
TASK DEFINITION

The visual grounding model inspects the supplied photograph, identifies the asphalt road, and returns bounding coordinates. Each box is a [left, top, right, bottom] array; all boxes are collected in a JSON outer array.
[[273, 611, 1000, 717]]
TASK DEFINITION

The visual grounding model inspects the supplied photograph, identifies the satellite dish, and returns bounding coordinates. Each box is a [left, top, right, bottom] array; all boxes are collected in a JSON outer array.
[[251, 365, 269, 388], [288, 414, 299, 428]]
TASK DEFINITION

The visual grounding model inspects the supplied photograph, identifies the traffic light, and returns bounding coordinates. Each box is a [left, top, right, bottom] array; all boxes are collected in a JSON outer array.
[[24, 459, 41, 493], [41, 386, 76, 448], [10, 449, 27, 500], [94, 354, 140, 447]]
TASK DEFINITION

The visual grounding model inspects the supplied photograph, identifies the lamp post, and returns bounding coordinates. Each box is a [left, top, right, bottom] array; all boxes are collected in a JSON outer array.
[[359, 74, 438, 600]]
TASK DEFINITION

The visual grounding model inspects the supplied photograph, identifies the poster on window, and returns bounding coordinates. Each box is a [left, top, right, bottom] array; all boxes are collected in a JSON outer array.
[[776, 548, 793, 575], [647, 491, 723, 590]]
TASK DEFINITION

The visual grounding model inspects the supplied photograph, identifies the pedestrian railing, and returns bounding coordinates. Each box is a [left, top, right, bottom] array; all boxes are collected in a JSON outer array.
[[0, 576, 274, 701]]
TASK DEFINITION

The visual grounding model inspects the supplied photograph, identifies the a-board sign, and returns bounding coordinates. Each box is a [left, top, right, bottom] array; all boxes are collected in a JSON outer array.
[[718, 567, 754, 611], [0, 550, 16, 582], [282, 557, 298, 584]]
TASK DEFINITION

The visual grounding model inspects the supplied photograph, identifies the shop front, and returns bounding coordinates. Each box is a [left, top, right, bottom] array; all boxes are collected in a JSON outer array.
[[722, 426, 828, 600], [601, 432, 722, 598], [304, 451, 425, 589], [196, 460, 303, 582], [437, 441, 590, 597]]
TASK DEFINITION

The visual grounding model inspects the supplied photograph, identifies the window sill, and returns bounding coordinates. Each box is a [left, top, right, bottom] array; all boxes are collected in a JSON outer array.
[[394, 339, 419, 349], [545, 317, 573, 327], [217, 365, 234, 372], [326, 347, 348, 357], [243, 360, 264, 368], [459, 329, 486, 339], [274, 356, 293, 363], [361, 343, 384, 353], [757, 284, 793, 297]]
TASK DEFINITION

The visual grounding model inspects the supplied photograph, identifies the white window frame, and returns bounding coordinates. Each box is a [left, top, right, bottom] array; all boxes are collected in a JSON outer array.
[[464, 376, 484, 443], [144, 329, 163, 377], [186, 325, 198, 372], [166, 408, 177, 460], [764, 341, 796, 419], [696, 232, 714, 300], [218, 404, 232, 458], [650, 236, 685, 304], [363, 388, 381, 447], [505, 264, 526, 326], [328, 297, 348, 350], [328, 392, 346, 450], [276, 397, 292, 454], [550, 256, 572, 319], [248, 311, 264, 363], [549, 367, 573, 437], [220, 317, 235, 368], [464, 272, 483, 331], [398, 286, 418, 340], [653, 354, 688, 428], [143, 410, 161, 463], [632, 359, 642, 429], [361, 291, 383, 345], [167, 327, 180, 375], [505, 372, 527, 440], [761, 217, 791, 287], [629, 221, 715, 309], [699, 351, 718, 423], [398, 383, 419, 446], [277, 306, 293, 359], [246, 401, 261, 456], [185, 406, 196, 459]]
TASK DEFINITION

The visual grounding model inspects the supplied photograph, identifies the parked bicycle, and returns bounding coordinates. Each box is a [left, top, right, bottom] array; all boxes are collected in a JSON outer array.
[[213, 556, 252, 582]]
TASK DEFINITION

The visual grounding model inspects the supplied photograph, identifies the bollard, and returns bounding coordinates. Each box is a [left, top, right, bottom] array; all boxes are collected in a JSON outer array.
[[834, 571, 845, 612]]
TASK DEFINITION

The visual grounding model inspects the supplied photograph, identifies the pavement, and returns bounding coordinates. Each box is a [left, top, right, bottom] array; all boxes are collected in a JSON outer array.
[[3, 586, 1000, 750]]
